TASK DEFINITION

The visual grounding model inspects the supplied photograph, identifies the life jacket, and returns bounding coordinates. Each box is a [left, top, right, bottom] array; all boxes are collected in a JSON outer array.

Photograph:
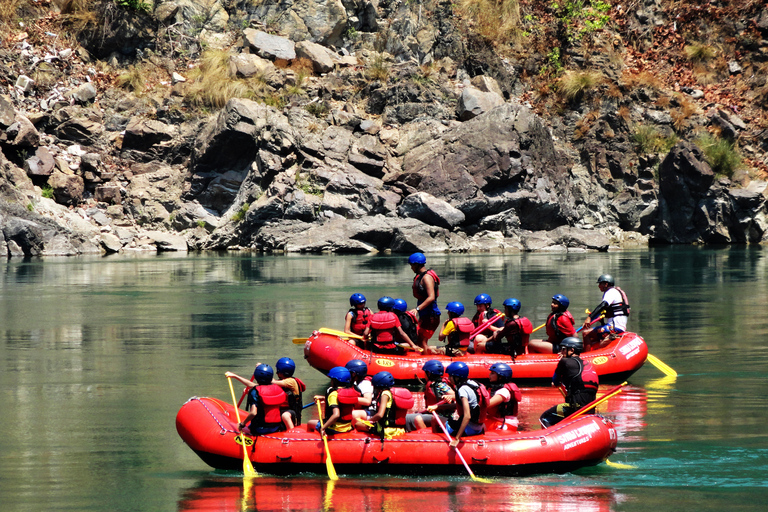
[[565, 358, 599, 407], [506, 316, 533, 356], [325, 386, 361, 422], [395, 310, 418, 343], [370, 311, 399, 349], [348, 307, 373, 335], [546, 310, 576, 343], [462, 380, 490, 424], [472, 308, 503, 330], [378, 387, 415, 429], [252, 384, 288, 425], [285, 377, 307, 424], [607, 286, 631, 318], [447, 317, 474, 349], [424, 376, 452, 406], [412, 269, 440, 303], [489, 382, 521, 417]]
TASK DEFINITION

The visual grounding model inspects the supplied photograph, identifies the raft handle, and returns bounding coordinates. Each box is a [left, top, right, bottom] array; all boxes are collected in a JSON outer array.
[[276, 455, 292, 461], [372, 455, 390, 464], [471, 456, 489, 463]]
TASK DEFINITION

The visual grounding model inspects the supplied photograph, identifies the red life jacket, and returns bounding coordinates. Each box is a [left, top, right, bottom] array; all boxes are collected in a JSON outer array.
[[463, 380, 491, 424], [546, 310, 576, 343], [326, 387, 361, 422], [370, 311, 399, 349], [472, 308, 503, 330], [380, 387, 415, 428], [448, 317, 474, 349], [489, 382, 521, 418], [285, 377, 307, 424], [578, 360, 599, 391], [508, 316, 533, 355], [412, 269, 440, 301], [424, 376, 452, 406], [254, 384, 288, 424], [348, 307, 372, 335]]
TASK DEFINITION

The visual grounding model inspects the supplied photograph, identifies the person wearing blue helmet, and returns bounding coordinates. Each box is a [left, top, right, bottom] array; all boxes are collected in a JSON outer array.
[[487, 363, 522, 430], [309, 366, 361, 436], [430, 361, 486, 446], [470, 293, 505, 353], [226, 364, 288, 435], [392, 298, 418, 345], [345, 359, 375, 425], [405, 360, 455, 431], [478, 298, 534, 357], [436, 301, 473, 356], [345, 293, 372, 337], [529, 293, 576, 354], [354, 371, 415, 436], [408, 252, 441, 353], [272, 357, 307, 427], [364, 296, 419, 354]]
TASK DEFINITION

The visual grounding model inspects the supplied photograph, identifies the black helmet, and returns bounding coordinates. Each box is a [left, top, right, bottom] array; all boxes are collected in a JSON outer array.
[[597, 274, 615, 286], [560, 337, 583, 353]]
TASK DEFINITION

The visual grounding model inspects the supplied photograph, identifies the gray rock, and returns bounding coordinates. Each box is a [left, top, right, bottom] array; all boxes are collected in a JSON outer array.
[[728, 60, 743, 74], [100, 233, 123, 254], [0, 95, 15, 127], [4, 115, 40, 147], [49, 171, 85, 206], [228, 53, 279, 82], [65, 83, 97, 104], [295, 41, 335, 74], [457, 87, 505, 121], [245, 0, 347, 46], [243, 29, 296, 61], [146, 230, 188, 251], [25, 147, 55, 177], [123, 118, 175, 151], [94, 185, 122, 205], [398, 191, 466, 229], [55, 117, 104, 144]]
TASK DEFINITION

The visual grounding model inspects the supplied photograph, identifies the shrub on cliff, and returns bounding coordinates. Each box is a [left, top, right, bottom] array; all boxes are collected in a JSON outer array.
[[696, 134, 741, 178]]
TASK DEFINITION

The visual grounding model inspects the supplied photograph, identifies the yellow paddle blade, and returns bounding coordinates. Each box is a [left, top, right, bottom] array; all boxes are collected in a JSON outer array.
[[319, 327, 364, 340], [606, 459, 636, 469], [227, 377, 259, 478], [316, 400, 339, 480], [292, 337, 309, 344], [647, 353, 678, 377], [471, 474, 494, 484]]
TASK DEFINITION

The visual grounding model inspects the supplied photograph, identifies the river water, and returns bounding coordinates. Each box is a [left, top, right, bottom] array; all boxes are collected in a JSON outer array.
[[1, 248, 766, 511]]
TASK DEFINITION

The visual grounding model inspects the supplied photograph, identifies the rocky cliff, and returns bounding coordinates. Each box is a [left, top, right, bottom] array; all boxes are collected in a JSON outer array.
[[1, 0, 767, 257]]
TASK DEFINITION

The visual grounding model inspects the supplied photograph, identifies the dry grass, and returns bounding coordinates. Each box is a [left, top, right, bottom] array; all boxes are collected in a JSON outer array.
[[58, 0, 98, 38], [617, 105, 631, 122], [623, 70, 663, 92], [185, 49, 270, 109], [557, 70, 603, 102], [116, 65, 147, 92], [366, 53, 390, 82], [654, 95, 671, 108], [456, 0, 522, 46], [0, 0, 24, 27], [684, 42, 717, 64]]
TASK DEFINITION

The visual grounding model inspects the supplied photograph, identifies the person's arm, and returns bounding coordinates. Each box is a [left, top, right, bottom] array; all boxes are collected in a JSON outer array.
[[344, 311, 354, 334], [488, 391, 506, 409], [272, 377, 296, 392], [559, 315, 577, 336], [369, 393, 390, 423], [321, 408, 341, 436], [396, 325, 419, 350], [450, 396, 471, 447], [239, 404, 257, 431], [226, 372, 257, 389]]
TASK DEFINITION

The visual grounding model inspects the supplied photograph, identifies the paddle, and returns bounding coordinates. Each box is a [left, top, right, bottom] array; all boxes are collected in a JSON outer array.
[[316, 399, 339, 480], [226, 377, 258, 478], [431, 411, 492, 483], [569, 381, 628, 420], [646, 354, 677, 377], [237, 375, 255, 408], [575, 314, 605, 333], [293, 337, 309, 344], [531, 322, 546, 333], [319, 327, 364, 340], [469, 312, 504, 340]]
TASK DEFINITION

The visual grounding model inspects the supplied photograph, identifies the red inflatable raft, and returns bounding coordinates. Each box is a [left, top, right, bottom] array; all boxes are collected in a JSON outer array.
[[176, 396, 618, 476], [303, 330, 648, 383]]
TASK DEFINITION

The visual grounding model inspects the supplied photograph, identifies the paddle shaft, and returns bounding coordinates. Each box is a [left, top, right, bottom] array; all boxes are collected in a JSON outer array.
[[647, 353, 677, 377], [569, 381, 628, 420], [237, 375, 255, 408], [431, 411, 483, 481], [575, 314, 605, 333], [469, 312, 504, 340], [531, 322, 546, 333], [316, 399, 339, 480], [227, 377, 258, 477]]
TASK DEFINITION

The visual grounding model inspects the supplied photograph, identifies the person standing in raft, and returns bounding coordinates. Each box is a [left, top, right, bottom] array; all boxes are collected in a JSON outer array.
[[344, 293, 372, 340], [436, 301, 473, 356], [408, 252, 441, 353], [476, 298, 533, 356], [581, 274, 630, 351], [469, 293, 505, 353], [429, 361, 486, 446], [226, 364, 288, 435], [392, 298, 418, 347], [364, 296, 419, 354], [405, 360, 455, 431], [539, 337, 599, 428], [486, 363, 522, 430], [354, 371, 415, 437], [528, 294, 576, 354], [309, 367, 361, 436]]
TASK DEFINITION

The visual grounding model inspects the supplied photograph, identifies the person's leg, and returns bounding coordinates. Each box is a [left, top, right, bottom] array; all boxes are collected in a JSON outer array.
[[281, 410, 294, 430], [528, 339, 555, 353]]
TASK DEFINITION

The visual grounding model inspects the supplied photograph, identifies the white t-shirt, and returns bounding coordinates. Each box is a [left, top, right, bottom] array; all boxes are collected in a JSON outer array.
[[602, 287, 628, 331]]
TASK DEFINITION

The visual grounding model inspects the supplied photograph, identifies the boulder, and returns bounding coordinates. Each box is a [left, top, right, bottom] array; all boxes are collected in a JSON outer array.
[[456, 87, 505, 121], [100, 232, 123, 254], [24, 147, 56, 177], [65, 83, 98, 104], [244, 0, 347, 46], [48, 171, 84, 205], [0, 95, 15, 127], [243, 29, 296, 61], [123, 118, 175, 151], [2, 114, 39, 147], [398, 191, 466, 229], [145, 230, 188, 251], [228, 53, 280, 85], [295, 41, 335, 73], [54, 118, 104, 144]]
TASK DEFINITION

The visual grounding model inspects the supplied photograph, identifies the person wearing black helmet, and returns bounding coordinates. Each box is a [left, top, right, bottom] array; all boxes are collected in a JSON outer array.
[[487, 363, 522, 430], [436, 301, 473, 356], [408, 252, 441, 353], [528, 293, 576, 354], [478, 298, 534, 356], [309, 366, 361, 436], [430, 361, 487, 446], [539, 337, 599, 428], [582, 274, 631, 350], [226, 364, 288, 435], [364, 296, 419, 354], [345, 293, 372, 338], [470, 293, 504, 352]]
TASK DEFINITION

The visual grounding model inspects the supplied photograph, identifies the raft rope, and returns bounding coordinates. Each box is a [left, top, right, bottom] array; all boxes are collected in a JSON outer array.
[[187, 396, 603, 445]]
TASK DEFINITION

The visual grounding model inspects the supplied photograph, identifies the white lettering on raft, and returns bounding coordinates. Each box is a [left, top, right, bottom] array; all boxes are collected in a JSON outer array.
[[618, 338, 643, 359], [557, 421, 601, 450]]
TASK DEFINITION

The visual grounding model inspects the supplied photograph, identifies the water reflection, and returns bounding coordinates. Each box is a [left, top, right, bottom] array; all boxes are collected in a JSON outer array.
[[178, 477, 624, 512]]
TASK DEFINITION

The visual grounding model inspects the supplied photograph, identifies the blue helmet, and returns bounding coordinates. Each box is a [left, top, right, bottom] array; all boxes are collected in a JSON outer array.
[[503, 298, 521, 312], [345, 359, 368, 377], [328, 366, 352, 384], [474, 293, 492, 306], [392, 298, 408, 312], [371, 371, 395, 389], [349, 293, 366, 306], [408, 252, 427, 265], [446, 301, 465, 315], [253, 364, 274, 384], [275, 357, 296, 376], [489, 362, 512, 381], [446, 361, 469, 379], [377, 296, 395, 310], [552, 294, 569, 310], [422, 360, 444, 377]]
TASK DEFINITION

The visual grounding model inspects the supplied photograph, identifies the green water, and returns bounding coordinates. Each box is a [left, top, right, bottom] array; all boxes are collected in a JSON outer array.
[[1, 248, 766, 511]]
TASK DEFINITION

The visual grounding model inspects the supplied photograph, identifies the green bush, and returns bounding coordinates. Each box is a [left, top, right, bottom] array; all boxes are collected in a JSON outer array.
[[41, 186, 54, 199], [232, 203, 250, 223], [632, 125, 678, 155], [696, 134, 741, 177]]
